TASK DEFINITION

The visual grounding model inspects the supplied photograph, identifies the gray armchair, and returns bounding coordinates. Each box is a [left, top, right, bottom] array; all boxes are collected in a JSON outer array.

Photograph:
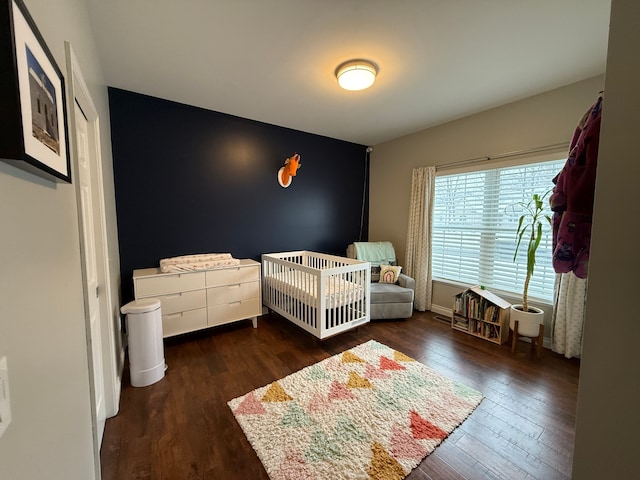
[[346, 242, 415, 320]]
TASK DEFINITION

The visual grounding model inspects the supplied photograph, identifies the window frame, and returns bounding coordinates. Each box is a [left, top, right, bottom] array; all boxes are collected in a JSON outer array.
[[431, 151, 566, 304]]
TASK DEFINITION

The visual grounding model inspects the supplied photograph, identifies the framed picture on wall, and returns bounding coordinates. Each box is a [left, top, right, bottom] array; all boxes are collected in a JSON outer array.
[[0, 0, 71, 183]]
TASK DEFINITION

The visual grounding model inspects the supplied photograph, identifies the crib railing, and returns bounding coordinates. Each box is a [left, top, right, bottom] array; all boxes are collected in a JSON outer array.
[[262, 251, 371, 339]]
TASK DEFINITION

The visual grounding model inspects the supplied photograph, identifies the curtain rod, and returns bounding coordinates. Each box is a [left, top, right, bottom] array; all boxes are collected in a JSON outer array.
[[436, 141, 569, 171]]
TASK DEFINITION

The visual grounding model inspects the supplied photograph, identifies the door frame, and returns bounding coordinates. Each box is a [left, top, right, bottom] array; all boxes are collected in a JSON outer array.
[[65, 42, 122, 476]]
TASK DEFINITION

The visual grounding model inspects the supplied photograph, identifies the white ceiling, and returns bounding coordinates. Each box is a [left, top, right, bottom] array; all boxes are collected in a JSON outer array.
[[85, 0, 611, 146]]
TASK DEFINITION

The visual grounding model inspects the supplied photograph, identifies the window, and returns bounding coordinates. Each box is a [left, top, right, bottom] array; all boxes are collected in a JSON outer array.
[[432, 158, 565, 302]]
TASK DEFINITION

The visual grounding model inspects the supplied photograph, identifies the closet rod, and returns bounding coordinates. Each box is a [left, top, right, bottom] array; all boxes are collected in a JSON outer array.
[[436, 141, 569, 171]]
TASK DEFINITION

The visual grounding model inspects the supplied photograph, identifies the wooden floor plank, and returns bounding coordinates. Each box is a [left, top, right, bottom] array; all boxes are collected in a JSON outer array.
[[101, 311, 580, 480]]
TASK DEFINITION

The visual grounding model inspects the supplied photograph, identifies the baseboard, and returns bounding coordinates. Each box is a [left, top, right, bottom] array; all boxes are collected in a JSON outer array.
[[429, 304, 451, 317]]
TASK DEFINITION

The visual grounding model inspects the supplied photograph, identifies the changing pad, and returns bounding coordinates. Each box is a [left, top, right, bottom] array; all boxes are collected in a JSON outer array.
[[160, 253, 240, 273]]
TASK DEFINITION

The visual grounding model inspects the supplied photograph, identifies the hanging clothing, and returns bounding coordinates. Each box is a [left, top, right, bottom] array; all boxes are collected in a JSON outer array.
[[549, 95, 602, 278]]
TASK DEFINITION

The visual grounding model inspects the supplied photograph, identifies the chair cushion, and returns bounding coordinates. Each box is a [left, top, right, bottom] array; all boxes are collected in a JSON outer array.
[[370, 283, 414, 304]]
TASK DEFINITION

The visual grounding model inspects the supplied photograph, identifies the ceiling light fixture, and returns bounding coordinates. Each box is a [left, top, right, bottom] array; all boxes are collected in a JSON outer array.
[[335, 59, 378, 91]]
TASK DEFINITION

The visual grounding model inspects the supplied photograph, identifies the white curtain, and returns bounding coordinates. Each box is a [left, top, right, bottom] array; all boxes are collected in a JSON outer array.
[[405, 166, 436, 311], [551, 272, 588, 358]]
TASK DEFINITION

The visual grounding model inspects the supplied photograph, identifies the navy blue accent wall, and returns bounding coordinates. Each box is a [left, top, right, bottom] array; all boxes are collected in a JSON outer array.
[[109, 88, 369, 302]]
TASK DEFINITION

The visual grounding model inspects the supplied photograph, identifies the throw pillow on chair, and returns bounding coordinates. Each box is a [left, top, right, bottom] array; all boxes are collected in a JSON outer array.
[[379, 265, 402, 284]]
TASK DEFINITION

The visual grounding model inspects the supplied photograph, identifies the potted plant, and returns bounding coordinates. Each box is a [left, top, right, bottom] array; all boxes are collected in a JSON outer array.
[[509, 190, 551, 337]]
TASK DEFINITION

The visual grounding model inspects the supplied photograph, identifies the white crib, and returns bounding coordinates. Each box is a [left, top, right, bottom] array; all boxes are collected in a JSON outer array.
[[262, 251, 371, 339]]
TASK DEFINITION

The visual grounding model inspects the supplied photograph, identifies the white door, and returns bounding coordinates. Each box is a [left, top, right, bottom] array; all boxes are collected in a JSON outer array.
[[75, 102, 106, 443]]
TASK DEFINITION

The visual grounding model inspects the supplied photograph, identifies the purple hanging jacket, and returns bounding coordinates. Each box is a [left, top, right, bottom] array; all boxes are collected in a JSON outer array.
[[549, 96, 602, 278]]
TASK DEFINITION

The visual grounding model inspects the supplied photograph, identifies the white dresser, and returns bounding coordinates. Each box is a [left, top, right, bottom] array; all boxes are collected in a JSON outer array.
[[132, 259, 261, 338]]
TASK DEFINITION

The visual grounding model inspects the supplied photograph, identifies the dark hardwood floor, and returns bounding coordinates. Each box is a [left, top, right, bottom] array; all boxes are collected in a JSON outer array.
[[100, 311, 580, 480]]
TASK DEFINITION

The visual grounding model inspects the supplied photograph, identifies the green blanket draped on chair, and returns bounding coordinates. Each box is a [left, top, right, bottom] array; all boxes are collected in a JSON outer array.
[[353, 241, 396, 266]]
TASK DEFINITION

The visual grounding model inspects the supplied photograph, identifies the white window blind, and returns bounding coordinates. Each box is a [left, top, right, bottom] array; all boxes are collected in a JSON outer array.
[[432, 159, 565, 302]]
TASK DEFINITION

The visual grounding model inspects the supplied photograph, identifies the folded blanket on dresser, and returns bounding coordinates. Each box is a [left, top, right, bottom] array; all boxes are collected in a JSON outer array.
[[160, 253, 240, 273]]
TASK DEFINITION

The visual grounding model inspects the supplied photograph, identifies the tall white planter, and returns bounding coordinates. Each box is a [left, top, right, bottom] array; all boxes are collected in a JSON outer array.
[[510, 305, 544, 337]]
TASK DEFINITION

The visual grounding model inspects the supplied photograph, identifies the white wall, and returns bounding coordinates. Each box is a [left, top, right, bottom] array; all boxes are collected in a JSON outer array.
[[370, 75, 605, 336], [572, 0, 640, 477], [0, 0, 119, 479]]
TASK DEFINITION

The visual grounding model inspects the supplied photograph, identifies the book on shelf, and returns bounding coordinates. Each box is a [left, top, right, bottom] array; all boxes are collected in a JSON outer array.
[[454, 285, 510, 322], [453, 316, 469, 330]]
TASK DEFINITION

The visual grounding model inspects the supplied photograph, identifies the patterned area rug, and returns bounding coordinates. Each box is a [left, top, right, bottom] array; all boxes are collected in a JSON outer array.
[[228, 340, 482, 480]]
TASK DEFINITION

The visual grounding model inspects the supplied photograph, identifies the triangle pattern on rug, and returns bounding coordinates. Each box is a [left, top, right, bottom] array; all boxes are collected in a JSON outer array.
[[325, 357, 348, 372], [410, 410, 448, 440], [307, 391, 331, 413], [329, 380, 356, 400], [333, 415, 368, 443], [394, 351, 415, 363], [305, 429, 344, 462], [275, 448, 313, 479], [454, 382, 482, 399], [365, 363, 391, 380], [306, 364, 331, 381], [342, 351, 366, 364], [380, 356, 406, 371], [368, 441, 407, 480], [233, 391, 266, 415], [406, 371, 435, 389], [262, 381, 293, 402], [376, 389, 402, 410], [391, 424, 427, 460], [281, 402, 316, 428], [392, 378, 421, 400], [368, 341, 391, 352], [347, 371, 373, 389]]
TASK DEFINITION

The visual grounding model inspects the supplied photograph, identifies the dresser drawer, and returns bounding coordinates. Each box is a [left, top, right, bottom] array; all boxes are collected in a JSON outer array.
[[162, 307, 207, 338], [135, 271, 205, 297], [206, 281, 259, 306], [156, 289, 206, 315], [206, 265, 259, 288], [207, 298, 261, 326]]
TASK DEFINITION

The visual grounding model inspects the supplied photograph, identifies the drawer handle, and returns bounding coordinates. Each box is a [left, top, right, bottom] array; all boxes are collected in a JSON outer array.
[[228, 284, 241, 289], [229, 301, 242, 307], [166, 312, 183, 319], [165, 293, 183, 299]]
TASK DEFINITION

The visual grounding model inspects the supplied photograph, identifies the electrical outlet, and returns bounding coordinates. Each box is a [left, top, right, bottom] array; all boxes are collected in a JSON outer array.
[[0, 356, 11, 438]]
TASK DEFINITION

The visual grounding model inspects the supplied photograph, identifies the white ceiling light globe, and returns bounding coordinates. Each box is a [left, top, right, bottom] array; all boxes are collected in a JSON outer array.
[[335, 60, 378, 91]]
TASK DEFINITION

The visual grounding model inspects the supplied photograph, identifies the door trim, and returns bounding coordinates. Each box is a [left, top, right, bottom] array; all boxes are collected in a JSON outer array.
[[65, 41, 122, 478]]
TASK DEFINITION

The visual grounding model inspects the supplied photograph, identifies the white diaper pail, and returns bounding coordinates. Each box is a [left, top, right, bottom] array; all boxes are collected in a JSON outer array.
[[120, 298, 166, 387]]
